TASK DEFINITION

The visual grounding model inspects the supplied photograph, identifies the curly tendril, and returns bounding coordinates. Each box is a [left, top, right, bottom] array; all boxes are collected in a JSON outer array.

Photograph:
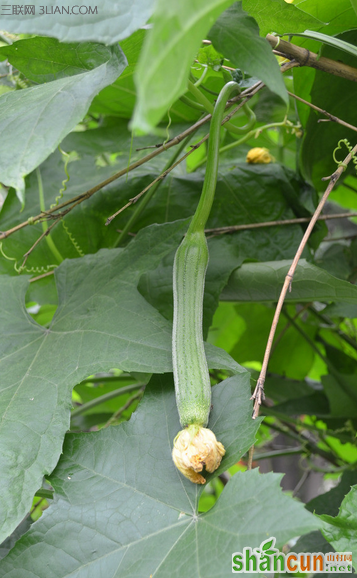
[[333, 138, 357, 172], [0, 242, 57, 275], [51, 147, 85, 257]]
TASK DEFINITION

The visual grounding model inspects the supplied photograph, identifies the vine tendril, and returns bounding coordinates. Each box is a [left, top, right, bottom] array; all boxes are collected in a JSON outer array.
[[51, 147, 85, 257], [0, 242, 57, 275], [333, 138, 357, 172], [61, 221, 84, 257], [50, 147, 71, 209]]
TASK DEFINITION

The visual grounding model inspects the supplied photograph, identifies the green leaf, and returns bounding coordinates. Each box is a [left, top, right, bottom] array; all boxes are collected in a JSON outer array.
[[300, 30, 357, 188], [0, 220, 242, 543], [0, 0, 154, 44], [285, 29, 357, 58], [221, 259, 357, 303], [242, 0, 324, 37], [208, 2, 288, 103], [352, 0, 357, 18], [307, 470, 357, 516], [321, 374, 357, 417], [0, 375, 321, 577], [294, 0, 357, 36], [0, 37, 119, 83], [132, 0, 233, 132], [211, 302, 317, 380], [0, 159, 308, 279], [0, 44, 127, 203], [320, 486, 357, 561]]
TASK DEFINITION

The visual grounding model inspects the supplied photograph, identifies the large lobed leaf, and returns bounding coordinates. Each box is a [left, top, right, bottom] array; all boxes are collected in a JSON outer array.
[[0, 0, 154, 44], [320, 485, 357, 564], [221, 259, 357, 303], [0, 220, 242, 544], [0, 155, 310, 278], [0, 374, 321, 577], [0, 40, 127, 203]]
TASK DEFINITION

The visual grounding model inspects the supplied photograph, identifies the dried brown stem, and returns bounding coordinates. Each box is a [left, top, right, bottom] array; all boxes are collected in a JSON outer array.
[[21, 217, 62, 269], [247, 445, 255, 470], [251, 141, 357, 419], [287, 91, 357, 134], [103, 388, 145, 428], [26, 210, 357, 284], [270, 303, 311, 357], [106, 143, 203, 225], [206, 211, 357, 236], [0, 89, 257, 243], [105, 94, 263, 225], [267, 34, 357, 82]]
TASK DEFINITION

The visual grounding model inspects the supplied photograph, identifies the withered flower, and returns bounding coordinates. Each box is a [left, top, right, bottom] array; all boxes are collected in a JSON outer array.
[[172, 424, 225, 484], [246, 147, 274, 164]]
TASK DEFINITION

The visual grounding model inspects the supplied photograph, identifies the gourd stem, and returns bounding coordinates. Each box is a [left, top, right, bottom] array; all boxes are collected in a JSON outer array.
[[188, 81, 240, 234], [187, 80, 256, 136]]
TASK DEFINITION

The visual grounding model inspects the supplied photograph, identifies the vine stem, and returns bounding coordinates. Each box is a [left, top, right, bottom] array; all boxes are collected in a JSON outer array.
[[71, 383, 145, 417], [205, 211, 357, 236], [27, 210, 357, 283], [0, 91, 255, 243], [251, 140, 357, 419], [267, 34, 357, 82], [36, 168, 63, 264], [194, 119, 299, 170], [287, 91, 357, 134], [108, 130, 198, 243], [106, 88, 260, 227]]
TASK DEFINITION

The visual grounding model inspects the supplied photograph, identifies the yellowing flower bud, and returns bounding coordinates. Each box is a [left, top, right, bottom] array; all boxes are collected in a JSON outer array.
[[172, 424, 225, 484], [246, 147, 274, 164]]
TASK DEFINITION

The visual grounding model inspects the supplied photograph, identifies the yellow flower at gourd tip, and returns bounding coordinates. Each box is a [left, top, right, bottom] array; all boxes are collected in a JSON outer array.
[[172, 424, 225, 484], [246, 147, 274, 164]]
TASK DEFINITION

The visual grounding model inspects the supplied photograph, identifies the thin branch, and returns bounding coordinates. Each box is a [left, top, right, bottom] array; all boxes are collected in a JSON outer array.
[[2, 62, 300, 250], [253, 447, 305, 461], [292, 470, 310, 497], [105, 94, 265, 226], [0, 88, 259, 243], [21, 217, 62, 269], [247, 445, 254, 470], [267, 420, 340, 467], [71, 383, 145, 418], [103, 389, 145, 428], [267, 34, 357, 83], [79, 374, 135, 384], [287, 91, 357, 134], [205, 211, 357, 236], [283, 308, 357, 406], [308, 306, 357, 352], [270, 303, 311, 357], [322, 233, 357, 242], [27, 211, 357, 283], [251, 141, 357, 419], [29, 270, 55, 283], [106, 138, 207, 224]]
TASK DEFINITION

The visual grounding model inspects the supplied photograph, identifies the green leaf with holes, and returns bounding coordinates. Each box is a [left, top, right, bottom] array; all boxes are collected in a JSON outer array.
[[0, 220, 242, 544], [0, 374, 321, 577]]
